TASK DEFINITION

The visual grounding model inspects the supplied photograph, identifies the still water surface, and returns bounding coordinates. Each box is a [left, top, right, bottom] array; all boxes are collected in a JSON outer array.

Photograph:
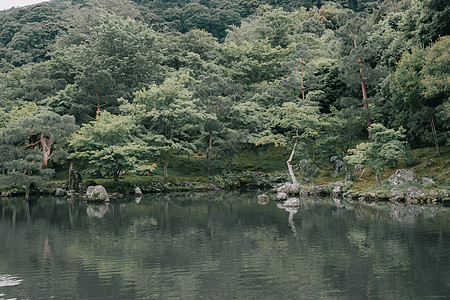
[[1, 191, 449, 299]]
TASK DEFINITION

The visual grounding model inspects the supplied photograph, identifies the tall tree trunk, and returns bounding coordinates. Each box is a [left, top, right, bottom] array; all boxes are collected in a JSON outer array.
[[351, 32, 373, 142], [301, 58, 305, 101], [358, 60, 373, 143], [287, 130, 299, 186], [430, 116, 440, 156], [68, 159, 76, 190], [374, 169, 380, 185], [164, 150, 169, 178], [207, 131, 212, 177]]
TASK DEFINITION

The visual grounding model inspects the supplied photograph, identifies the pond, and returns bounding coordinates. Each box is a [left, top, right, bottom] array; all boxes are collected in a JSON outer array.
[[1, 191, 449, 299]]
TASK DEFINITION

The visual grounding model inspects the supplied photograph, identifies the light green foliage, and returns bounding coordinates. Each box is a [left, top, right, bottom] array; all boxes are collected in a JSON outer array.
[[266, 101, 322, 149], [345, 124, 406, 184], [228, 101, 268, 145], [69, 111, 150, 181], [220, 39, 294, 85], [421, 36, 450, 102], [0, 102, 38, 129], [130, 73, 205, 177]]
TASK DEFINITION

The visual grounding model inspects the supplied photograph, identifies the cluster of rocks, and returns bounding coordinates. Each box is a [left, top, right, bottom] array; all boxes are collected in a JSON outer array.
[[48, 185, 145, 202], [386, 169, 446, 203], [258, 169, 447, 208]]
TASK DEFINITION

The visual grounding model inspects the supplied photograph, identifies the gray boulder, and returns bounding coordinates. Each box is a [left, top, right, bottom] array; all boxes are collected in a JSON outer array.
[[359, 192, 378, 201], [388, 169, 418, 185], [257, 194, 269, 205], [277, 183, 299, 195], [1, 192, 10, 197], [421, 177, 435, 184], [55, 188, 65, 197], [332, 181, 345, 196], [86, 185, 110, 202], [276, 192, 288, 201], [406, 187, 424, 200], [135, 186, 143, 196], [429, 190, 439, 199], [389, 188, 404, 201]]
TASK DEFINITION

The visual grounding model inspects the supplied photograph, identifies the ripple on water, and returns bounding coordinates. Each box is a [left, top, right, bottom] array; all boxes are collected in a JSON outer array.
[[0, 275, 23, 287]]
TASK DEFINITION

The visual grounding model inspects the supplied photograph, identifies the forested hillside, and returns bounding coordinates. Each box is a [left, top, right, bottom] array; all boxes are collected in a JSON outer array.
[[0, 0, 448, 192]]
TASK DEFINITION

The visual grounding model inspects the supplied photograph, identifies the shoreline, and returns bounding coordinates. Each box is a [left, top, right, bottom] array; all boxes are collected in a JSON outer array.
[[1, 172, 449, 205]]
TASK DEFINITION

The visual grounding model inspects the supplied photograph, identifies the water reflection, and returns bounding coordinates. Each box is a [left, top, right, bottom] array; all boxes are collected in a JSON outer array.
[[86, 203, 109, 218], [0, 193, 449, 300], [0, 275, 23, 287]]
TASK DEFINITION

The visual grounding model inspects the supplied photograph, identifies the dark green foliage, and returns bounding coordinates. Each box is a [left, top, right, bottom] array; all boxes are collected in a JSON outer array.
[[0, 111, 78, 197], [0, 0, 447, 190], [0, 3, 68, 66]]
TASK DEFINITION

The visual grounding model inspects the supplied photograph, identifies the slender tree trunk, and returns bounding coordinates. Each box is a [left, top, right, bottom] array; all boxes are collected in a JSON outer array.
[[358, 59, 373, 143], [430, 116, 440, 156], [207, 131, 212, 177], [312, 139, 316, 162], [287, 130, 299, 186], [301, 58, 305, 101], [68, 159, 75, 189], [351, 32, 373, 142], [164, 150, 169, 178]]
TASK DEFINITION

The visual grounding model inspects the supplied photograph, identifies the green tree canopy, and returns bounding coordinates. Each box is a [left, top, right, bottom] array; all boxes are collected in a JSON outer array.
[[129, 73, 206, 178], [345, 123, 406, 184], [0, 111, 78, 197], [68, 111, 151, 181]]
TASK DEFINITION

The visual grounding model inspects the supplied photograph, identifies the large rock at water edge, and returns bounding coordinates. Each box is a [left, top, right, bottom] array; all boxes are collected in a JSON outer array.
[[276, 192, 288, 201], [257, 194, 269, 205], [55, 188, 65, 197], [389, 188, 404, 201], [135, 186, 143, 196], [406, 187, 424, 200], [86, 185, 109, 202], [277, 183, 299, 195], [332, 181, 345, 196], [388, 169, 418, 185]]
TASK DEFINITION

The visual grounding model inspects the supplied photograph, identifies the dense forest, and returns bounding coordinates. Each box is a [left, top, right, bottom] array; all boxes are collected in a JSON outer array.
[[0, 0, 448, 193]]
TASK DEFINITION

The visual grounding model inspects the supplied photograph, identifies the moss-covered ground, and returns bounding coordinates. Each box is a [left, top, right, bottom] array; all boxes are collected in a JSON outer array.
[[2, 145, 448, 196]]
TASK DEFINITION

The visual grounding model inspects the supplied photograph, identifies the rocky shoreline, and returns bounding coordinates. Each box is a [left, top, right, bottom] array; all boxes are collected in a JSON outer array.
[[273, 169, 449, 207], [1, 169, 448, 205]]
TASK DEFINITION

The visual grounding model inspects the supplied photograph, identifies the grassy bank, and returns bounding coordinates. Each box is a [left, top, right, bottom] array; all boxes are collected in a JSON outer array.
[[1, 146, 448, 199]]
